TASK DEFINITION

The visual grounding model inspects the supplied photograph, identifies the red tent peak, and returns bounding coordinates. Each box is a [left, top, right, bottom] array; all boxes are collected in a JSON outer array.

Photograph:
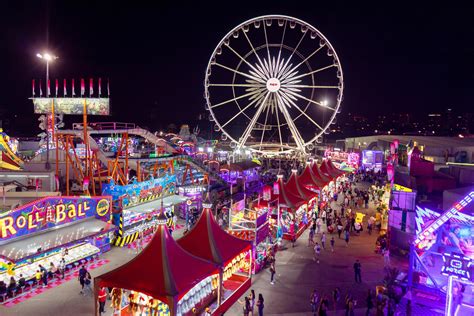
[[177, 208, 251, 266], [96, 225, 216, 305]]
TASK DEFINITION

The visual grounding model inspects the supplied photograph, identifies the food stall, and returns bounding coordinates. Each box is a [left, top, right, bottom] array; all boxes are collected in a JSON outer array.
[[228, 207, 276, 274], [95, 222, 219, 316], [0, 196, 114, 286]]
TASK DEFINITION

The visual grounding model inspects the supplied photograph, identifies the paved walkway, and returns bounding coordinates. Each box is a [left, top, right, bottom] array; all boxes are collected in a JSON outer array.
[[226, 193, 386, 316]]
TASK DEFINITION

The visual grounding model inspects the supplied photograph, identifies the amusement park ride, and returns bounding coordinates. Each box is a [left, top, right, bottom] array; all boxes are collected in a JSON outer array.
[[27, 79, 213, 197], [205, 15, 344, 156]]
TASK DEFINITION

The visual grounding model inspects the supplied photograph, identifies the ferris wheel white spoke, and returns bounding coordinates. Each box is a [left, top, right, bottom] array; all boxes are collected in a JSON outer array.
[[242, 30, 267, 73], [209, 83, 265, 88], [274, 20, 288, 79], [279, 91, 324, 131], [280, 45, 325, 81], [210, 89, 263, 109], [278, 30, 308, 78], [215, 62, 266, 83], [238, 92, 271, 149], [274, 99, 284, 147], [220, 91, 266, 129], [263, 22, 273, 77], [285, 84, 340, 89], [258, 95, 272, 150], [224, 44, 268, 80], [282, 64, 337, 83], [275, 93, 306, 151], [281, 87, 336, 111]]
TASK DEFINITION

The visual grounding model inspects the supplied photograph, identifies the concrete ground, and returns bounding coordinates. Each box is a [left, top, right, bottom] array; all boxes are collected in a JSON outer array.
[[1, 182, 392, 316]]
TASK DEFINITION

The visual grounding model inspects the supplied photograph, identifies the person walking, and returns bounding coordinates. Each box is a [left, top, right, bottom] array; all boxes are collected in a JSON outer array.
[[78, 265, 87, 295], [249, 289, 256, 315], [318, 295, 329, 316], [321, 232, 326, 250], [269, 261, 276, 285], [383, 248, 391, 267], [344, 229, 350, 247], [313, 242, 321, 263], [59, 257, 66, 279], [83, 271, 92, 296], [310, 289, 319, 315], [98, 287, 107, 314], [332, 287, 340, 311], [365, 289, 374, 316], [345, 295, 355, 316], [330, 237, 335, 252], [308, 226, 315, 247], [337, 221, 343, 239], [353, 260, 362, 283], [256, 293, 264, 316]]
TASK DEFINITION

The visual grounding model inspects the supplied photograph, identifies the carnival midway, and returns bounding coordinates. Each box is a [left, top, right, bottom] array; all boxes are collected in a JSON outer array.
[[0, 14, 473, 316]]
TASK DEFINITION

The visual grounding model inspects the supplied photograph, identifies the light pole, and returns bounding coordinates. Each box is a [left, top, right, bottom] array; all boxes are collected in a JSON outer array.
[[36, 52, 58, 170], [320, 99, 329, 145]]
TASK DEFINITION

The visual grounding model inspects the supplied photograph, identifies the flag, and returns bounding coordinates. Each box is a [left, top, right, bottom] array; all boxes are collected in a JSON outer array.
[[80, 79, 85, 96], [72, 79, 76, 96], [63, 79, 67, 96], [89, 78, 93, 96], [98, 78, 102, 97], [32, 79, 35, 97], [39, 79, 43, 97], [47, 79, 51, 97], [107, 78, 110, 96], [55, 79, 59, 96]]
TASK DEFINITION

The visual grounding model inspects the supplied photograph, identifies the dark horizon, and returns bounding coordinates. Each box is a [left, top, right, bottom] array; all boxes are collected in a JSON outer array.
[[1, 1, 474, 136]]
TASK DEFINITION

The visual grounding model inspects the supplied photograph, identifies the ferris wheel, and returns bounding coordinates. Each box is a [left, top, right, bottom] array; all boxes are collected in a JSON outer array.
[[204, 15, 344, 155]]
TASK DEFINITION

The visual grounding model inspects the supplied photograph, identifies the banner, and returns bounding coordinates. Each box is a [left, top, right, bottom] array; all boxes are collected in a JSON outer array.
[[32, 98, 110, 115], [0, 196, 112, 240], [102, 174, 177, 206]]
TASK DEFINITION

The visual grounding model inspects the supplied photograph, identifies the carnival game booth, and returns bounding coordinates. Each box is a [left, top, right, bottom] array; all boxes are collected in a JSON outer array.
[[177, 205, 252, 315], [101, 174, 188, 247], [95, 222, 219, 316], [228, 205, 276, 274], [272, 175, 309, 241], [410, 191, 474, 316], [0, 196, 114, 288]]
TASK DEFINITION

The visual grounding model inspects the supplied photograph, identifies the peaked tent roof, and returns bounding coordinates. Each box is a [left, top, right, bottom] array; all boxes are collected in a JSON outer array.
[[320, 160, 340, 179], [96, 224, 217, 306], [276, 176, 307, 209], [177, 208, 251, 267], [311, 163, 332, 185], [325, 159, 346, 177], [299, 164, 325, 189], [286, 171, 317, 200]]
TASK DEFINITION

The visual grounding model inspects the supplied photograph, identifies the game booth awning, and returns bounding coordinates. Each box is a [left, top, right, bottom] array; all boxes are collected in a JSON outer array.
[[285, 170, 318, 202], [311, 163, 332, 186], [298, 164, 325, 191], [322, 159, 346, 178], [94, 223, 219, 316], [178, 205, 252, 314]]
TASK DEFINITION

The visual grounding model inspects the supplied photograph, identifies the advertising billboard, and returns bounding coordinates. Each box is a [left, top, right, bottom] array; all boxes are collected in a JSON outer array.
[[0, 196, 112, 240], [32, 98, 110, 115]]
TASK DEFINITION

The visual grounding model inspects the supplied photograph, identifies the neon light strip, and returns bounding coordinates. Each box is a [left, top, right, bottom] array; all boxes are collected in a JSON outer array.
[[414, 191, 474, 246]]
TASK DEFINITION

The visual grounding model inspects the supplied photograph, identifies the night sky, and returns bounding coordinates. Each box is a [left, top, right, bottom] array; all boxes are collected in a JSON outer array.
[[1, 1, 473, 136]]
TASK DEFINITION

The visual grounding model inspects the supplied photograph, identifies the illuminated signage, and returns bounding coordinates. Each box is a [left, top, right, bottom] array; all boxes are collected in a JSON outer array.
[[441, 253, 472, 281], [324, 150, 360, 166], [178, 185, 205, 195], [0, 196, 111, 240], [393, 184, 412, 192], [414, 191, 474, 248], [32, 97, 110, 115]]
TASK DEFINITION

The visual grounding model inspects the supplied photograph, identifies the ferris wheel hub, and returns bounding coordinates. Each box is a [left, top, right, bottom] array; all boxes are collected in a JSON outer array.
[[266, 77, 281, 93]]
